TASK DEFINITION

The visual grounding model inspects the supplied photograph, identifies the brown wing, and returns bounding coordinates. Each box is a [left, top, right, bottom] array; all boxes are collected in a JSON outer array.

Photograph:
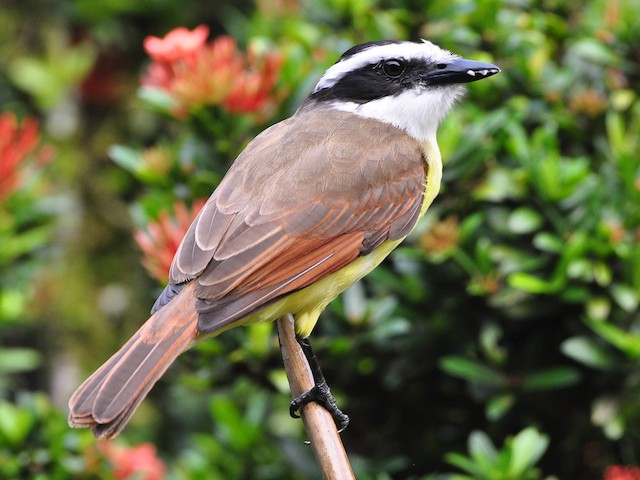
[[158, 108, 426, 334]]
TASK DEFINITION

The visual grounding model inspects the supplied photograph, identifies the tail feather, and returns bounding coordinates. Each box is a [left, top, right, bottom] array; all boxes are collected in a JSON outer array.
[[68, 283, 198, 439], [69, 333, 139, 421]]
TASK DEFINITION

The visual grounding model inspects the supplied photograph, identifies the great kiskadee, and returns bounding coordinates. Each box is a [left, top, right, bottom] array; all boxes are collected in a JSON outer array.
[[68, 39, 500, 438]]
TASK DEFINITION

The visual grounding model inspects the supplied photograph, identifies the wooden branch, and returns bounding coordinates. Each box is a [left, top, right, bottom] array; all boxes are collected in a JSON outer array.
[[276, 314, 355, 480]]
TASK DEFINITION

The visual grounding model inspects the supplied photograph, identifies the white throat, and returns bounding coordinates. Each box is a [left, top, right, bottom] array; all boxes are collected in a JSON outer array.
[[330, 85, 463, 144]]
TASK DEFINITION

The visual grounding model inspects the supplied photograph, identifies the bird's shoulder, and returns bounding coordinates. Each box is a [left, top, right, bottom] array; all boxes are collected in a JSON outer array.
[[220, 108, 426, 202]]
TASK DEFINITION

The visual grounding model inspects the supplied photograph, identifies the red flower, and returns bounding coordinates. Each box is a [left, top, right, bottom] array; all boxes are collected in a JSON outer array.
[[141, 26, 282, 116], [134, 199, 206, 283], [144, 25, 210, 63], [100, 441, 166, 480], [0, 112, 54, 202], [223, 48, 282, 114], [605, 466, 640, 480], [168, 36, 244, 109]]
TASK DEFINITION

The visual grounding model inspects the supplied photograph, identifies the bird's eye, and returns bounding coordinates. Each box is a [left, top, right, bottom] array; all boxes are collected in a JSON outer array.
[[382, 59, 405, 78]]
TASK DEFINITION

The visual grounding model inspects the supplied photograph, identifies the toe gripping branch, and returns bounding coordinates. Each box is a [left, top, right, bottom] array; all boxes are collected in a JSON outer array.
[[289, 336, 350, 433]]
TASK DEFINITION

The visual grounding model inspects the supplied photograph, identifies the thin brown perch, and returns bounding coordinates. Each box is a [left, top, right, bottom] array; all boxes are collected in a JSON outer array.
[[277, 314, 355, 480]]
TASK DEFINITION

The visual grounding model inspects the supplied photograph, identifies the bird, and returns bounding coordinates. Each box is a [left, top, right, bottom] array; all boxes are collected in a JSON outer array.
[[68, 39, 500, 439]]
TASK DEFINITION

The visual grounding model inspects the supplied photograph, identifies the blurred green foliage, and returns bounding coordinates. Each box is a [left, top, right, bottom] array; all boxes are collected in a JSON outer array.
[[1, 0, 640, 478], [0, 393, 107, 479], [0, 113, 54, 399], [444, 427, 550, 480]]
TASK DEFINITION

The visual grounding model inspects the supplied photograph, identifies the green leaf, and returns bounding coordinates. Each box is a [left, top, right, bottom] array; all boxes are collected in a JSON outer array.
[[486, 394, 515, 421], [209, 396, 260, 452], [8, 36, 96, 109], [569, 38, 619, 66], [268, 369, 290, 394], [532, 232, 563, 253], [445, 452, 486, 478], [0, 225, 53, 265], [586, 317, 640, 359], [0, 348, 41, 374], [521, 367, 581, 391], [479, 323, 506, 365], [560, 336, 616, 370], [468, 430, 497, 467], [508, 427, 549, 476], [508, 272, 554, 294], [57, 41, 97, 83], [606, 111, 626, 155], [246, 321, 273, 357], [0, 290, 27, 323], [0, 401, 35, 447], [8, 58, 63, 109], [611, 89, 635, 111], [108, 145, 143, 174], [475, 168, 525, 202], [459, 212, 484, 241], [507, 207, 543, 234], [138, 85, 178, 112], [592, 262, 612, 286], [439, 356, 504, 386], [610, 284, 639, 312]]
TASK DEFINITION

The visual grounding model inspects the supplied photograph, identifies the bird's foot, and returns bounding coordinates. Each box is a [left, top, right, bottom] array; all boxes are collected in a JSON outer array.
[[289, 334, 349, 432], [289, 381, 350, 432]]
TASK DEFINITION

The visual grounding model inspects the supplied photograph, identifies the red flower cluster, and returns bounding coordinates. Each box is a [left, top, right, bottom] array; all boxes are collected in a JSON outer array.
[[605, 466, 640, 480], [142, 25, 282, 116], [134, 199, 206, 283], [0, 112, 54, 202], [99, 441, 166, 480]]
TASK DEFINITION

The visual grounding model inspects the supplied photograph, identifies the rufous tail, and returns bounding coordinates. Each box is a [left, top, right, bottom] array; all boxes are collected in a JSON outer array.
[[68, 283, 198, 439]]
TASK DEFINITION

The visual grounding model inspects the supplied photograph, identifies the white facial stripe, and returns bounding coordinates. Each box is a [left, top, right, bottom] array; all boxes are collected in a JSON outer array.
[[314, 41, 459, 93]]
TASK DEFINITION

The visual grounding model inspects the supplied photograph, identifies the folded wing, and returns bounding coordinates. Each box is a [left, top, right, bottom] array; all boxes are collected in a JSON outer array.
[[155, 108, 427, 334]]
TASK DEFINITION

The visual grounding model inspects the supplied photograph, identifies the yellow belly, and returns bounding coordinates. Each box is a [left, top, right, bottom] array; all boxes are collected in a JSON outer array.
[[242, 139, 443, 337]]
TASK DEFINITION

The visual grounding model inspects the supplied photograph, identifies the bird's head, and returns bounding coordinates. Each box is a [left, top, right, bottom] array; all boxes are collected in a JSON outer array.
[[304, 40, 500, 143]]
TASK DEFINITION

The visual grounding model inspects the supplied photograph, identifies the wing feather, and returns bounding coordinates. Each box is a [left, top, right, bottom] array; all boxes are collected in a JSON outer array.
[[194, 198, 235, 250], [161, 108, 427, 334], [196, 232, 363, 333]]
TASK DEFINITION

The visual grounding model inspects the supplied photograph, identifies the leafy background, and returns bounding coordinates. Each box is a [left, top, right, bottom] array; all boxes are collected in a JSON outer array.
[[1, 0, 639, 478]]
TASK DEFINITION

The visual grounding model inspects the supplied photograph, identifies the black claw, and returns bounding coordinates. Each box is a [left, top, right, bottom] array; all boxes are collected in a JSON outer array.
[[289, 380, 349, 432], [282, 334, 350, 433]]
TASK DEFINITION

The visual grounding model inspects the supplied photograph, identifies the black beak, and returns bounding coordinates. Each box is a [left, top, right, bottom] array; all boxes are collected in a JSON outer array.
[[428, 58, 500, 85]]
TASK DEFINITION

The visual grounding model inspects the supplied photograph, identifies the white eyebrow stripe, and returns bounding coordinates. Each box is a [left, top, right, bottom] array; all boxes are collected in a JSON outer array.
[[313, 41, 459, 93]]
